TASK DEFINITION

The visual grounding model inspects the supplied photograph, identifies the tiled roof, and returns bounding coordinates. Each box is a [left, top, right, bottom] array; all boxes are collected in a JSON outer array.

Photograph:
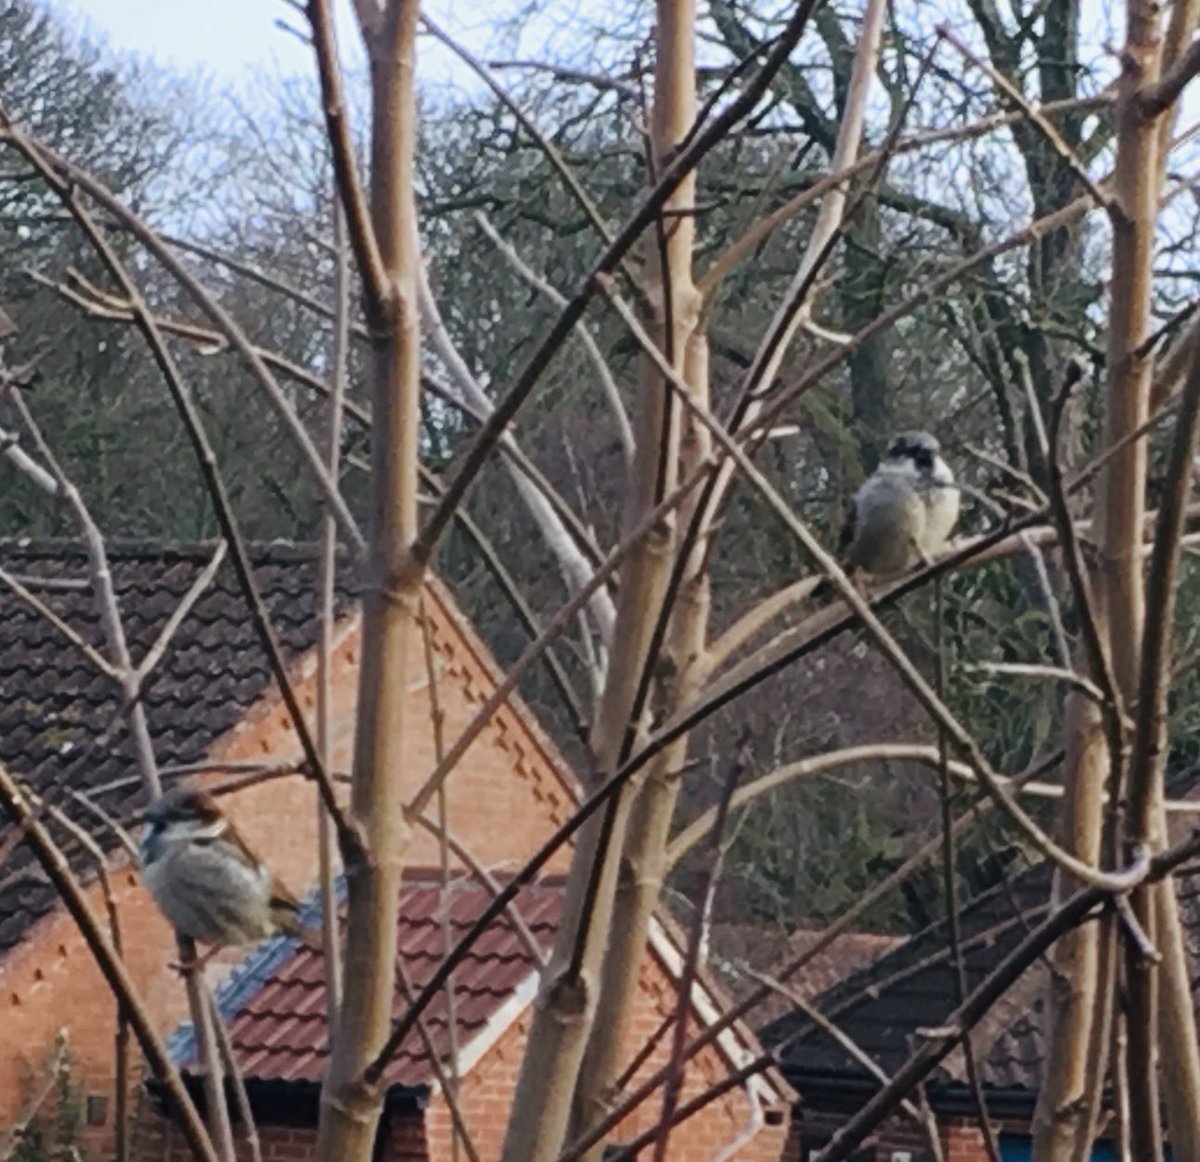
[[709, 923, 902, 1028], [176, 871, 561, 1089], [766, 861, 1200, 1100], [0, 539, 357, 958]]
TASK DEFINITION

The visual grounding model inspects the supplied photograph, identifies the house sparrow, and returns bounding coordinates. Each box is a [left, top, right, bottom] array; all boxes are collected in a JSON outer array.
[[139, 787, 310, 948], [838, 430, 960, 578]]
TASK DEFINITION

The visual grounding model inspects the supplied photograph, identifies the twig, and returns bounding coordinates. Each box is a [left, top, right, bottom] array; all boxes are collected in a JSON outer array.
[[413, 248, 617, 653], [409, 812, 546, 964], [962, 662, 1106, 704], [935, 578, 1001, 1162], [473, 211, 634, 461], [698, 94, 1113, 298], [602, 275, 1143, 891], [316, 196, 349, 1028], [0, 1033, 71, 1162], [1115, 894, 1161, 963], [739, 966, 930, 1128], [304, 0, 387, 304], [394, 959, 482, 1162], [419, 466, 589, 744], [650, 738, 749, 1162], [404, 470, 706, 821], [93, 542, 229, 749], [938, 24, 1111, 210], [0, 763, 218, 1162], [485, 58, 639, 98], [421, 16, 617, 250], [419, 600, 465, 1153], [1139, 35, 1200, 116], [0, 566, 119, 679], [411, 0, 825, 562], [0, 421, 59, 493], [207, 989, 263, 1162]]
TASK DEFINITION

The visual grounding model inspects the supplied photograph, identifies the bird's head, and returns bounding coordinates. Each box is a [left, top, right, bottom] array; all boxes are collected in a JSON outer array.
[[885, 430, 941, 474], [142, 786, 228, 847]]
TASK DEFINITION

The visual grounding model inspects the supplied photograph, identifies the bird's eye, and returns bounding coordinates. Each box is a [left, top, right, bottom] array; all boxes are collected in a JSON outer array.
[[915, 450, 933, 469]]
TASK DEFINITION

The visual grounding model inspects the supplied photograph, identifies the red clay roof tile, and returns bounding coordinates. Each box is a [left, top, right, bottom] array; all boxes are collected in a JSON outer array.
[[192, 872, 562, 1088]]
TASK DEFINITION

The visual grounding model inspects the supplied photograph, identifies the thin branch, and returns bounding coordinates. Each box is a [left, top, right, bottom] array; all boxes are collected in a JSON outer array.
[[412, 0, 825, 562], [0, 763, 218, 1162], [1139, 34, 1200, 116], [305, 0, 388, 304], [404, 470, 705, 822], [963, 661, 1106, 704], [698, 94, 1113, 298], [650, 740, 748, 1162], [0, 125, 366, 554], [473, 211, 634, 461], [395, 959, 482, 1162], [316, 197, 350, 1028], [938, 24, 1111, 210], [0, 566, 119, 679], [739, 966, 930, 1130], [421, 16, 616, 249], [208, 990, 263, 1162]]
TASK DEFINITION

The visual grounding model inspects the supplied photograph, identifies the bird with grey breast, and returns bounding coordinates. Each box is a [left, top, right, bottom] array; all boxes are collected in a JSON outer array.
[[837, 430, 960, 579], [139, 786, 315, 950]]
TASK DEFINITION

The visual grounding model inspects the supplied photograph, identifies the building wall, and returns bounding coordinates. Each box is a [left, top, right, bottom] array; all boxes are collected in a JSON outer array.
[[789, 1109, 1032, 1161], [423, 952, 790, 1161], [128, 946, 788, 1162], [0, 593, 576, 1151], [131, 1099, 429, 1162]]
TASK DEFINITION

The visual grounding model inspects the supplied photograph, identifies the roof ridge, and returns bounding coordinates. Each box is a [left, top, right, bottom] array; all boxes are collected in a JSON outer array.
[[0, 537, 347, 563]]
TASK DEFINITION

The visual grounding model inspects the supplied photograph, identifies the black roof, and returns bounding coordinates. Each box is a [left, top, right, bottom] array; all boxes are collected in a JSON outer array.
[[765, 857, 1200, 1107], [0, 539, 356, 958]]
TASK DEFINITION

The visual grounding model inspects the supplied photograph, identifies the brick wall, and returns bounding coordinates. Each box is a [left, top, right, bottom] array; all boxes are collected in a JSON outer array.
[[129, 944, 789, 1161], [0, 594, 576, 1154], [4, 586, 789, 1161], [132, 1097, 428, 1162], [788, 1109, 1033, 1161], [420, 951, 789, 1161]]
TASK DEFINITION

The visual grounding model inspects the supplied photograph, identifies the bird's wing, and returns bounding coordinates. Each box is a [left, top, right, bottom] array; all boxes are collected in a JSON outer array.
[[269, 876, 302, 911], [837, 494, 858, 557]]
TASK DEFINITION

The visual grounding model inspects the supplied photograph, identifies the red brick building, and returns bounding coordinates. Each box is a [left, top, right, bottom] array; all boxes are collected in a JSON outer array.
[[0, 541, 790, 1159], [135, 872, 790, 1160]]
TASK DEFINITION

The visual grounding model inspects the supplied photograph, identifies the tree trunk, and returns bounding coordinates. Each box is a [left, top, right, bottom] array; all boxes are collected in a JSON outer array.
[[314, 3, 424, 1159], [497, 4, 698, 1158]]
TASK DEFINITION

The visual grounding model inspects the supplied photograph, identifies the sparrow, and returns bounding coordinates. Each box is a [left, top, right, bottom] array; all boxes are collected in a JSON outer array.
[[837, 430, 960, 578], [139, 786, 311, 949]]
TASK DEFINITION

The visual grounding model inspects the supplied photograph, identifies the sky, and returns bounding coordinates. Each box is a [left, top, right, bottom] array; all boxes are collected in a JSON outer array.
[[50, 0, 555, 93], [55, 0, 357, 83]]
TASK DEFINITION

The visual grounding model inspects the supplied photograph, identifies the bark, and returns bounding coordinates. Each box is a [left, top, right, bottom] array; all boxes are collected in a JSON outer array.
[[1036, 3, 1175, 1157], [570, 335, 709, 1158], [497, 4, 697, 1157], [314, 3, 424, 1160], [1143, 10, 1200, 1154], [1031, 695, 1109, 1161]]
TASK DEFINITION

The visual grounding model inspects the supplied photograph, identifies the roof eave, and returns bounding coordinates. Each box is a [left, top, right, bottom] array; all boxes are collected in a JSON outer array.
[[784, 1066, 1039, 1121], [145, 1074, 429, 1127]]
